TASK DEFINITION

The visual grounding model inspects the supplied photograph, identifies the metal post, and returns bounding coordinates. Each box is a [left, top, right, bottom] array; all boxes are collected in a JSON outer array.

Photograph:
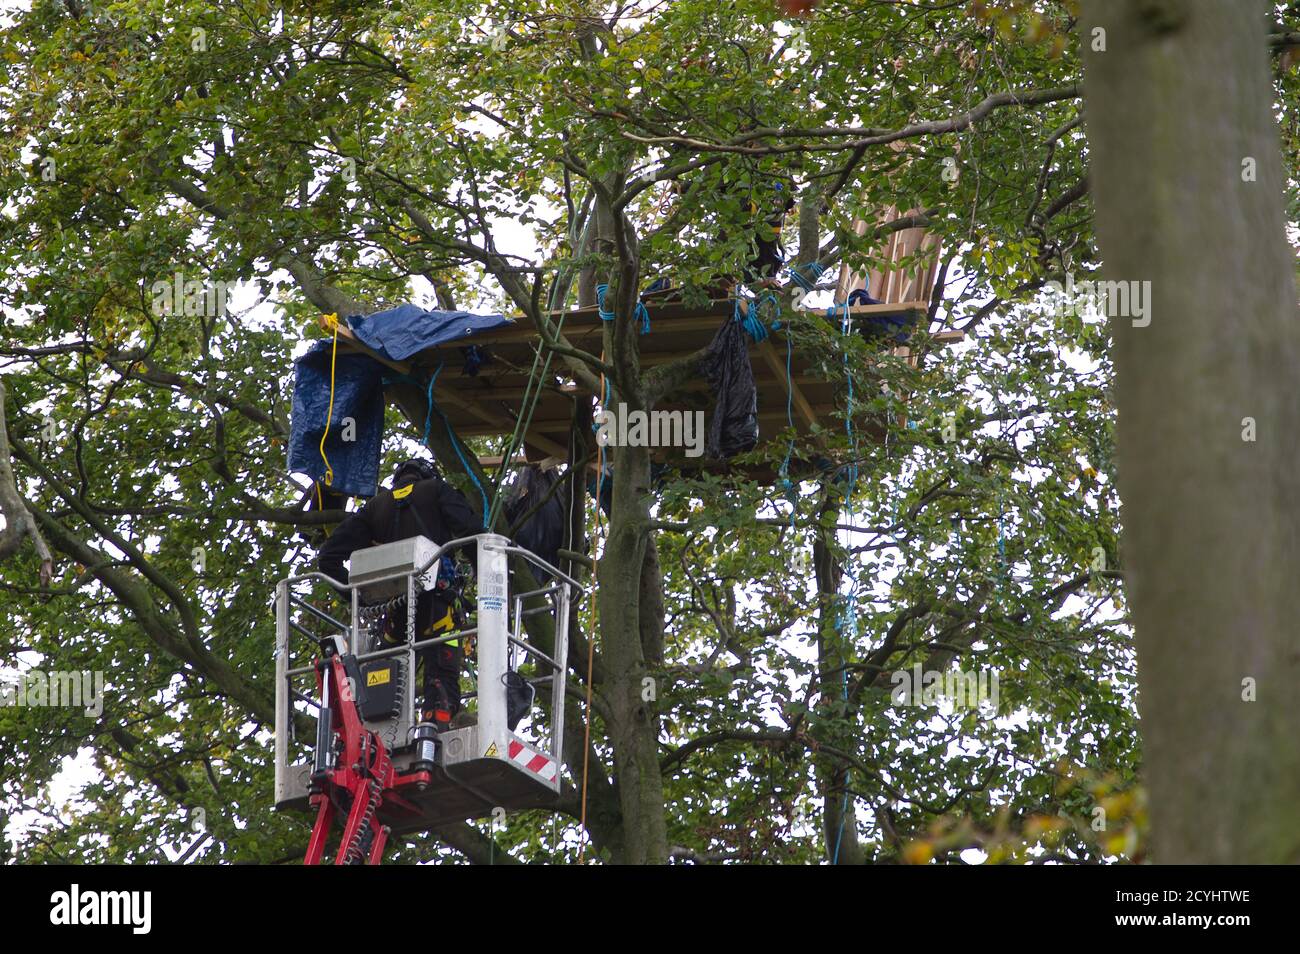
[[350, 585, 360, 655], [313, 662, 332, 777], [406, 571, 416, 740], [406, 640, 418, 754], [476, 534, 511, 753], [550, 585, 571, 770], [274, 581, 291, 804]]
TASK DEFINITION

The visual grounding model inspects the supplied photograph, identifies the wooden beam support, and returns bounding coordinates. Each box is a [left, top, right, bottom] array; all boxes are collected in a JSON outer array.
[[757, 339, 819, 432], [792, 299, 930, 317]]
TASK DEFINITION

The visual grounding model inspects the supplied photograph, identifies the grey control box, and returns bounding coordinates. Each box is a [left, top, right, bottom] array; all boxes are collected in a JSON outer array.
[[347, 535, 441, 603]]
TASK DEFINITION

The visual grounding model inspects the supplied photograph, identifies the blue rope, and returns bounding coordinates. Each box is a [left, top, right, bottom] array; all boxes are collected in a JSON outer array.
[[779, 328, 795, 484], [591, 376, 613, 438], [420, 362, 444, 449], [830, 299, 859, 864], [734, 297, 769, 343], [789, 261, 824, 292], [755, 290, 780, 323], [839, 303, 858, 486], [777, 307, 797, 503], [595, 283, 614, 320], [411, 363, 489, 528], [831, 663, 851, 865], [435, 404, 489, 529], [596, 283, 651, 333]]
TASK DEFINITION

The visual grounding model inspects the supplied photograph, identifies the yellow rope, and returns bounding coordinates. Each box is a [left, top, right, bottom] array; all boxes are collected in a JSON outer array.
[[578, 588, 597, 862], [318, 314, 339, 487]]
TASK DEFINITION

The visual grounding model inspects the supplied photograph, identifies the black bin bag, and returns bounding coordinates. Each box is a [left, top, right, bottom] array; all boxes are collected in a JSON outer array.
[[503, 465, 567, 584], [698, 317, 759, 459], [504, 670, 535, 732]]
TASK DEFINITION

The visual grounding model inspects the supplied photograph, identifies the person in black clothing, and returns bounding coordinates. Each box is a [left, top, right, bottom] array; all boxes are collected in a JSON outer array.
[[713, 178, 797, 294], [318, 458, 477, 729]]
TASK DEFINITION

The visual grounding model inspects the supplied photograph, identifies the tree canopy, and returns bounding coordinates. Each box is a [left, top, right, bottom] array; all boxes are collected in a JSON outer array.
[[1, 0, 1295, 864]]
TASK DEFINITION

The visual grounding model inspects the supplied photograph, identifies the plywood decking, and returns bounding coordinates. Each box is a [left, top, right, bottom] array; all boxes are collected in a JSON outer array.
[[323, 299, 961, 471]]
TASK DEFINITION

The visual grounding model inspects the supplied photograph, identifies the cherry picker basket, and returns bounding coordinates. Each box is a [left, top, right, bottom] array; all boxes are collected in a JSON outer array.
[[273, 533, 581, 836]]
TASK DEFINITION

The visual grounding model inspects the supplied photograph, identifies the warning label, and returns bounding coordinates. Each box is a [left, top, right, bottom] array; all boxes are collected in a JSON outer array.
[[484, 742, 498, 758]]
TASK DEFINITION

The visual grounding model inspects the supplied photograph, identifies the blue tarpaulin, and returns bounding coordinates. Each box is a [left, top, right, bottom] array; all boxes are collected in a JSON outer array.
[[346, 303, 513, 362], [847, 288, 915, 343], [288, 341, 386, 498], [289, 304, 512, 497]]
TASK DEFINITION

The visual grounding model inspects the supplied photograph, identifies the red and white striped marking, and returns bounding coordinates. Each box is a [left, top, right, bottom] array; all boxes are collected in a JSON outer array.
[[506, 740, 558, 783]]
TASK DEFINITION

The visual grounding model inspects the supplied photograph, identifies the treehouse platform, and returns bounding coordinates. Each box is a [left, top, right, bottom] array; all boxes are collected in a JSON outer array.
[[319, 296, 962, 479]]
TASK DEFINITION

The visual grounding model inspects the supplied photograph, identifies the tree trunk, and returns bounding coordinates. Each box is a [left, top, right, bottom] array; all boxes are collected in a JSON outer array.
[[639, 535, 666, 666], [1081, 0, 1300, 863], [813, 490, 865, 864], [597, 438, 669, 863]]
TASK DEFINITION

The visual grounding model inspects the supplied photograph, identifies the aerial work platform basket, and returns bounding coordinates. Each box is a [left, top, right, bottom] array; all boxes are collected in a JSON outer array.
[[273, 533, 581, 855]]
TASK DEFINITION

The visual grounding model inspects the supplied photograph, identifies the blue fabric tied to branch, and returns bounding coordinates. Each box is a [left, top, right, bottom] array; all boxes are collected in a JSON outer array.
[[288, 303, 513, 498], [841, 288, 915, 344], [346, 303, 513, 361], [288, 341, 386, 497]]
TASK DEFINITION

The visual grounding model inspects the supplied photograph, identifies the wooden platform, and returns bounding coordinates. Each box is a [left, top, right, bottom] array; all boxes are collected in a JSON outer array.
[[324, 298, 961, 472]]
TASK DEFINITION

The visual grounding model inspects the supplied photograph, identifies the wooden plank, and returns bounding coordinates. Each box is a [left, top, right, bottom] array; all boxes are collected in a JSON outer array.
[[457, 409, 838, 439], [756, 298, 931, 317], [441, 393, 571, 459], [757, 339, 819, 431]]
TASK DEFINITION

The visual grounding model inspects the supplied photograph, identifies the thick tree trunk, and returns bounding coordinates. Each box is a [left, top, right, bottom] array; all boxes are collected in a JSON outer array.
[[598, 438, 669, 863], [0, 381, 53, 577], [1081, 0, 1300, 862], [639, 536, 666, 666], [813, 491, 865, 865]]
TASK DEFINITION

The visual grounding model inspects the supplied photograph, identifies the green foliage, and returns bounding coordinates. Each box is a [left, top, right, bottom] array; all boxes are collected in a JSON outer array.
[[0, 0, 1171, 863]]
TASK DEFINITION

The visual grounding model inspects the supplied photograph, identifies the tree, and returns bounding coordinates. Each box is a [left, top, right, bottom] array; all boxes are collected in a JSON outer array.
[[1080, 0, 1300, 864], [3, 0, 1284, 864]]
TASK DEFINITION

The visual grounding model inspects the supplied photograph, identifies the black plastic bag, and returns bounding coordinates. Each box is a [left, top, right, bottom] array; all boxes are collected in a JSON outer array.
[[698, 318, 759, 459], [503, 465, 567, 582], [503, 670, 535, 732]]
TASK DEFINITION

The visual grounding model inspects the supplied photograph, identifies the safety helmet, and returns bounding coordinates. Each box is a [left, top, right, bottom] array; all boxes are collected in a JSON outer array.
[[392, 457, 437, 486]]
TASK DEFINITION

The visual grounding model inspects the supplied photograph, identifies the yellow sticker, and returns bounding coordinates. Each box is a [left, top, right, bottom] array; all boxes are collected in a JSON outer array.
[[393, 484, 413, 499], [366, 669, 391, 687], [484, 742, 498, 758]]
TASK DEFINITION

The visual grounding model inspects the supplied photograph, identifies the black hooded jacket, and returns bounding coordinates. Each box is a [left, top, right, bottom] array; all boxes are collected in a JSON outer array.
[[318, 476, 477, 587]]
